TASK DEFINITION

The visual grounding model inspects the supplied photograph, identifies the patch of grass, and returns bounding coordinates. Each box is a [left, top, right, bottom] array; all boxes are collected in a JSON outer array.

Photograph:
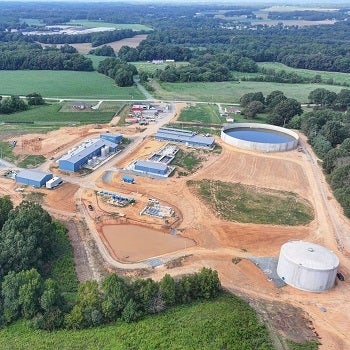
[[0, 141, 17, 162], [84, 54, 108, 70], [152, 80, 344, 103], [0, 103, 114, 125], [287, 340, 319, 350], [133, 61, 189, 74], [188, 179, 314, 225], [18, 155, 46, 168], [0, 70, 144, 99], [0, 293, 274, 350], [178, 104, 224, 124], [172, 149, 204, 175]]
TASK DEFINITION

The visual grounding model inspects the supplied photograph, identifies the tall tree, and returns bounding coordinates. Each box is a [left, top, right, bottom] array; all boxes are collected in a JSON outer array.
[[0, 195, 13, 230]]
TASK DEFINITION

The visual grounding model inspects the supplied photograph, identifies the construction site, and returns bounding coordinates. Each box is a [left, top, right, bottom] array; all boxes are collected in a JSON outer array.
[[1, 101, 350, 350]]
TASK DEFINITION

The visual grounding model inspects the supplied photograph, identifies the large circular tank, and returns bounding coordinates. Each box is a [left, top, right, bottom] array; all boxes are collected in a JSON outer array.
[[277, 240, 339, 292], [221, 123, 299, 152]]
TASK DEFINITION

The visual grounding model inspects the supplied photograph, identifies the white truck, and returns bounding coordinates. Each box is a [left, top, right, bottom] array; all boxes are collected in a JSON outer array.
[[46, 176, 63, 189]]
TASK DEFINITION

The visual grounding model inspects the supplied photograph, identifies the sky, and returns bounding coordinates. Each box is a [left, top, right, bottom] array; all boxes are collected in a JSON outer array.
[[0, 0, 347, 3]]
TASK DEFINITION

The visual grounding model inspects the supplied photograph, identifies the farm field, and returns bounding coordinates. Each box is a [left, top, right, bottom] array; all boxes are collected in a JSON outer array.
[[258, 62, 350, 86], [0, 71, 145, 100], [0, 294, 276, 350], [151, 80, 344, 103], [0, 103, 114, 125]]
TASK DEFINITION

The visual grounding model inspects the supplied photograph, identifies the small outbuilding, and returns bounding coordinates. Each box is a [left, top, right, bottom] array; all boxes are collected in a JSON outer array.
[[277, 240, 339, 292], [15, 169, 53, 188]]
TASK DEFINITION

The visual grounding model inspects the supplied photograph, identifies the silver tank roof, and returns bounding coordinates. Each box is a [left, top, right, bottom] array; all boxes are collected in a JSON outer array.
[[281, 240, 339, 271]]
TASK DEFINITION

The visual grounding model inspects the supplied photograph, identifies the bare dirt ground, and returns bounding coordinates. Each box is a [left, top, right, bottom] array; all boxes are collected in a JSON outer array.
[[46, 34, 148, 55], [1, 101, 350, 348]]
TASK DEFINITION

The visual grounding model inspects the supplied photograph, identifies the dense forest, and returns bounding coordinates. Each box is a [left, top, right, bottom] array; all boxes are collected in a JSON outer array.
[[0, 198, 222, 331], [0, 42, 93, 71]]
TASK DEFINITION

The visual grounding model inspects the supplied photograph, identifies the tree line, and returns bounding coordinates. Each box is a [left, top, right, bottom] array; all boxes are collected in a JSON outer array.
[[0, 94, 45, 114], [0, 197, 222, 331], [287, 88, 350, 217], [30, 29, 145, 47], [239, 90, 303, 126], [97, 58, 137, 87], [0, 42, 92, 71]]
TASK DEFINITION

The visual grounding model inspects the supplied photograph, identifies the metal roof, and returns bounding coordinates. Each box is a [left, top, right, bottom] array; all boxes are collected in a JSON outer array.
[[16, 169, 52, 182], [158, 127, 194, 136], [156, 131, 215, 146], [60, 139, 117, 164], [281, 240, 339, 270], [135, 160, 168, 171]]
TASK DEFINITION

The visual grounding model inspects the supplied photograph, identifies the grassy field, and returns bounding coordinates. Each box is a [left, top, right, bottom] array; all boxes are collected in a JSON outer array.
[[84, 55, 107, 70], [0, 141, 18, 162], [133, 61, 189, 74], [0, 294, 275, 350], [151, 80, 344, 103], [178, 104, 224, 124], [0, 103, 115, 125], [258, 62, 350, 86], [18, 155, 46, 168], [0, 71, 145, 100], [69, 20, 153, 31], [188, 179, 314, 225]]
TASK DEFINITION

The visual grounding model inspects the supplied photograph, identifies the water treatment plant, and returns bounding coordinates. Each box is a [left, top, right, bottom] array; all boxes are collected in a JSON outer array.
[[221, 123, 299, 152]]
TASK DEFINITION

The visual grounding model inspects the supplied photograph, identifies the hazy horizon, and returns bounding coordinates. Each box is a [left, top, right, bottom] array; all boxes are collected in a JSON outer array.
[[0, 0, 349, 4]]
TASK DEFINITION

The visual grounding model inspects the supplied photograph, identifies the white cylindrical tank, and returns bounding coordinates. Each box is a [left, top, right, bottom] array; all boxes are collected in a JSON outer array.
[[101, 147, 107, 157], [277, 240, 339, 292]]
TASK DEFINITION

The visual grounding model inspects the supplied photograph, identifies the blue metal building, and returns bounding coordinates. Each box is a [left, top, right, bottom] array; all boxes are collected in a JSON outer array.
[[100, 133, 122, 144], [15, 169, 53, 188], [59, 138, 118, 172], [155, 127, 215, 148], [134, 160, 168, 175]]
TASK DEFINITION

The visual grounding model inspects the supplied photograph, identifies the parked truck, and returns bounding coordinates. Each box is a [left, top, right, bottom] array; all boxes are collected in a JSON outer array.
[[46, 176, 63, 189]]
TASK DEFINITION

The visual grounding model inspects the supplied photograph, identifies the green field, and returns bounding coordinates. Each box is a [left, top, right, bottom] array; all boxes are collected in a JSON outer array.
[[188, 180, 314, 225], [0, 294, 275, 350], [151, 80, 344, 103], [133, 61, 189, 74], [0, 71, 145, 100], [69, 20, 153, 31], [84, 55, 108, 70], [258, 62, 350, 86], [0, 103, 114, 125], [178, 104, 224, 124]]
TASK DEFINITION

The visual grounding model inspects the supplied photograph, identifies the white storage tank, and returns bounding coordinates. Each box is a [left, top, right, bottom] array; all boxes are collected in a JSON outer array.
[[277, 240, 339, 292]]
